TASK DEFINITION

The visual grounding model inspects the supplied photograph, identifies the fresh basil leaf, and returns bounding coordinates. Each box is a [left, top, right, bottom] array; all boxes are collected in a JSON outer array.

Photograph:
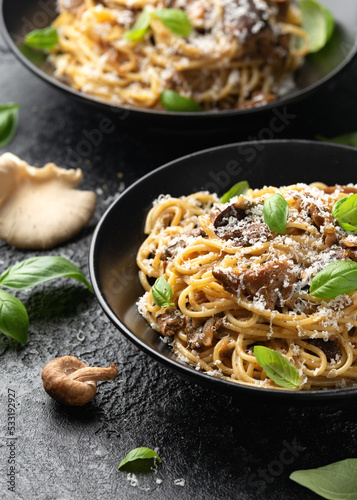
[[310, 260, 357, 299], [118, 447, 161, 471], [316, 132, 357, 148], [160, 90, 202, 112], [298, 0, 334, 53], [338, 221, 357, 232], [0, 289, 28, 344], [290, 458, 357, 500], [19, 44, 46, 66], [331, 197, 347, 220], [152, 276, 175, 308], [124, 10, 151, 41], [25, 26, 58, 51], [263, 193, 289, 234], [221, 181, 249, 204], [254, 346, 300, 389], [154, 9, 192, 37], [0, 103, 20, 149], [332, 194, 357, 231], [0, 256, 93, 292]]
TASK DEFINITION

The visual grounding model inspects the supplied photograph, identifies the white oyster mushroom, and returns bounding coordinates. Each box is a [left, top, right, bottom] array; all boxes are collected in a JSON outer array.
[[0, 153, 97, 249]]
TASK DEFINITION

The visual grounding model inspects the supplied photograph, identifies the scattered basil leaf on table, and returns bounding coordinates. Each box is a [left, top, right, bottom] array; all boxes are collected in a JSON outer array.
[[155, 9, 192, 37], [0, 256, 93, 292], [0, 289, 29, 344], [124, 10, 151, 40], [24, 26, 58, 51], [0, 103, 20, 149], [0, 256, 92, 344], [290, 458, 357, 500], [316, 132, 357, 148], [152, 276, 175, 308], [310, 260, 357, 299], [254, 346, 300, 389], [118, 447, 161, 472], [298, 0, 334, 53], [263, 193, 289, 234], [332, 194, 357, 231], [221, 181, 249, 204], [160, 90, 202, 112]]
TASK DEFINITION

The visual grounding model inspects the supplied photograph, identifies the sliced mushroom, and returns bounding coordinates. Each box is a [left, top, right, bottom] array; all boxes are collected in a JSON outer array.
[[41, 355, 118, 406], [0, 153, 96, 249]]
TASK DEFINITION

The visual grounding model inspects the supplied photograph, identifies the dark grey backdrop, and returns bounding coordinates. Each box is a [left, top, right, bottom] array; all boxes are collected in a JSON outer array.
[[1, 31, 357, 500]]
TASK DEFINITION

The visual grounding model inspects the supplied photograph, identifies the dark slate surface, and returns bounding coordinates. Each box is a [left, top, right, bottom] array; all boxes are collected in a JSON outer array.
[[1, 32, 357, 500]]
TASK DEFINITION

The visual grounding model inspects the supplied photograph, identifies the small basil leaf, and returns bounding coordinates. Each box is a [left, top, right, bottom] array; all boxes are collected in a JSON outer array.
[[316, 132, 357, 148], [332, 194, 357, 231], [254, 346, 300, 389], [339, 221, 357, 232], [0, 289, 28, 344], [124, 10, 151, 41], [25, 26, 58, 51], [221, 181, 249, 204], [160, 90, 202, 112], [0, 256, 93, 292], [298, 0, 334, 53], [118, 447, 161, 472], [152, 276, 175, 308], [263, 193, 289, 234], [310, 260, 357, 299], [19, 44, 46, 66], [290, 459, 357, 500], [0, 103, 20, 149], [154, 9, 192, 37], [331, 197, 347, 220]]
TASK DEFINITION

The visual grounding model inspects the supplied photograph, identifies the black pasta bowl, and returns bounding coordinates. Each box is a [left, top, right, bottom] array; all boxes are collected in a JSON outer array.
[[1, 0, 357, 129], [90, 140, 357, 403]]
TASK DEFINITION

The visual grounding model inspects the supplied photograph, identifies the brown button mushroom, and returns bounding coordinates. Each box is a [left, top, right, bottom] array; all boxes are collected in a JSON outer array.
[[0, 153, 97, 249], [41, 356, 118, 406]]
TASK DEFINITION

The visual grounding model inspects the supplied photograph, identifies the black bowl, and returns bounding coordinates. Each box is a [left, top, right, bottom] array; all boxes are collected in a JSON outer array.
[[1, 0, 357, 128], [90, 139, 357, 403]]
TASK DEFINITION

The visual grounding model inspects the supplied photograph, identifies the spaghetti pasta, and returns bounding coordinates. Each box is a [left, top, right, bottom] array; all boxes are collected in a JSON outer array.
[[49, 0, 309, 110], [136, 183, 357, 390]]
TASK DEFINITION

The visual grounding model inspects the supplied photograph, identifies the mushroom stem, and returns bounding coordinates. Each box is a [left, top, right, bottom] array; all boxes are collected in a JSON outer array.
[[41, 356, 118, 406], [68, 364, 118, 383]]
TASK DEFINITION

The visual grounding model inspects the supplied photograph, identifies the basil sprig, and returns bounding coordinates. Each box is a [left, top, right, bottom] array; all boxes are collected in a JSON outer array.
[[290, 458, 357, 499], [0, 256, 92, 344], [221, 181, 249, 204], [24, 26, 58, 51], [124, 8, 192, 41], [254, 346, 300, 389], [332, 194, 357, 231], [263, 193, 289, 234], [19, 44, 46, 66], [0, 290, 29, 345], [160, 90, 201, 112], [155, 9, 192, 36], [151, 276, 175, 308], [118, 447, 161, 472], [298, 0, 334, 53], [0, 103, 20, 148], [0, 256, 93, 291], [124, 10, 151, 41], [310, 260, 357, 299]]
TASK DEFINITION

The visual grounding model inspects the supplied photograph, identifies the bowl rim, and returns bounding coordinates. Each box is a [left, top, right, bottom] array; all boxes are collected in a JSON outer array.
[[1, 0, 357, 118], [89, 139, 357, 400]]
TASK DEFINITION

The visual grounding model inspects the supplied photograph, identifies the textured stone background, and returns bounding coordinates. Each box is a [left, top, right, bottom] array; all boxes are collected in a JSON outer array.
[[1, 27, 357, 500]]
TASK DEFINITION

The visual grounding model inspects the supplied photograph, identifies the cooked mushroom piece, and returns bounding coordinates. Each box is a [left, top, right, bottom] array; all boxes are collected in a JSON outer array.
[[0, 153, 97, 249], [41, 356, 118, 406]]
